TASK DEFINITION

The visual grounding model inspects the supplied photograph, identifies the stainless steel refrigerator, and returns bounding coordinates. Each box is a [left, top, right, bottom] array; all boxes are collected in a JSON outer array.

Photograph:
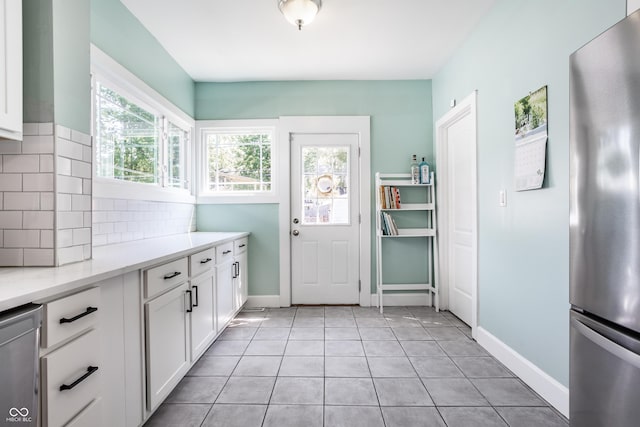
[[570, 10, 640, 427]]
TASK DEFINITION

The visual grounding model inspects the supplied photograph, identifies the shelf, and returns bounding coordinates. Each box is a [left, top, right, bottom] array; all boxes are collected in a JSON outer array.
[[380, 228, 435, 237], [380, 180, 433, 187], [379, 283, 434, 292], [381, 203, 434, 211]]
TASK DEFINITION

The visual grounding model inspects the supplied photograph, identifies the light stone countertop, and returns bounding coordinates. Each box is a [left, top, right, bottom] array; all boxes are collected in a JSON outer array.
[[0, 232, 249, 312]]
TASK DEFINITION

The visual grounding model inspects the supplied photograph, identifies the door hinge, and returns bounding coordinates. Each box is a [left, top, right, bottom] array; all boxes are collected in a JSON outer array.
[[358, 146, 361, 157], [359, 280, 361, 292], [359, 213, 361, 224]]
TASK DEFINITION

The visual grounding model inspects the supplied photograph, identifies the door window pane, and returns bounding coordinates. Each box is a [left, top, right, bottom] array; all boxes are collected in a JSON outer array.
[[301, 146, 350, 225]]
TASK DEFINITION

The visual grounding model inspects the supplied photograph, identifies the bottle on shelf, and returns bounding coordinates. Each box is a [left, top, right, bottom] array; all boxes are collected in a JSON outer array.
[[411, 154, 419, 184], [419, 157, 430, 184]]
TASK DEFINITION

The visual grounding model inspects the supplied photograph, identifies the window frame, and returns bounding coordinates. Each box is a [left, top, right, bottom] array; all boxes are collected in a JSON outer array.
[[196, 119, 279, 204], [91, 45, 195, 204]]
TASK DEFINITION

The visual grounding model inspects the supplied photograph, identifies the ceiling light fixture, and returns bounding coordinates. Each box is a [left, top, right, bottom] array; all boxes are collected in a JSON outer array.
[[278, 0, 322, 31]]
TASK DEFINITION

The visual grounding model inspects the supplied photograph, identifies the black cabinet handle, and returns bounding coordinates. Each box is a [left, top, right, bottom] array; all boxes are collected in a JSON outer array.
[[186, 290, 193, 313], [223, 250, 232, 255], [200, 258, 212, 264], [59, 307, 98, 324], [164, 271, 181, 280], [192, 286, 199, 307], [239, 244, 246, 248], [59, 366, 99, 391]]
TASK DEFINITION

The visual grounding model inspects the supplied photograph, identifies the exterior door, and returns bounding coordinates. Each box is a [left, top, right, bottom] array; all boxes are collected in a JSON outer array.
[[437, 93, 477, 329], [291, 133, 360, 304]]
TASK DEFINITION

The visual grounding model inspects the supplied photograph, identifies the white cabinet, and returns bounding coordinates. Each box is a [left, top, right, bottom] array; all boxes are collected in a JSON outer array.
[[189, 270, 216, 361], [233, 237, 248, 309], [216, 256, 235, 330], [144, 282, 190, 411], [0, 0, 22, 140]]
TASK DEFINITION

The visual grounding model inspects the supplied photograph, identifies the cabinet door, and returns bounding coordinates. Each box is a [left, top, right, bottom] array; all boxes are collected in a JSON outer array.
[[145, 282, 190, 411], [190, 272, 216, 362], [215, 262, 234, 331], [0, 0, 22, 139], [235, 252, 248, 307]]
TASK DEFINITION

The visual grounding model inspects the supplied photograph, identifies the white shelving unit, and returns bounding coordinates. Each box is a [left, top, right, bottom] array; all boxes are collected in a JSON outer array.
[[375, 172, 439, 313]]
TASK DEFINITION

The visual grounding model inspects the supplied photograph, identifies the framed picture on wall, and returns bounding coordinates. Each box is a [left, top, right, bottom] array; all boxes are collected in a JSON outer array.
[[514, 85, 548, 191]]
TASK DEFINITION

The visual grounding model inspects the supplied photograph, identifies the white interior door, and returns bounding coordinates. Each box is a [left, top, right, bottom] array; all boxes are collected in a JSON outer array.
[[436, 92, 478, 330], [445, 107, 476, 326], [291, 133, 360, 304]]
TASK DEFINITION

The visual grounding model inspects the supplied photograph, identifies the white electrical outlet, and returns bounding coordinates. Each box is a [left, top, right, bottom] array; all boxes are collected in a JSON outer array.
[[499, 189, 507, 207]]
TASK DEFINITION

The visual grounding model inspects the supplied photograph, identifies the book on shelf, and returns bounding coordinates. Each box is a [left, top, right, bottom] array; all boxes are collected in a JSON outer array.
[[380, 212, 399, 236], [379, 186, 402, 209]]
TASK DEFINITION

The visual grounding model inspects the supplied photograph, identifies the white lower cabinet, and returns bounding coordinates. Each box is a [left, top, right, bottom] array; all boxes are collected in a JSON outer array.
[[41, 330, 101, 427], [216, 259, 235, 330], [65, 397, 102, 427], [189, 271, 216, 361], [145, 282, 190, 411], [233, 251, 248, 309]]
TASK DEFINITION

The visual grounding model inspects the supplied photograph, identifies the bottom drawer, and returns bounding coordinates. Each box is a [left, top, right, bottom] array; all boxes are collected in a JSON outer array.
[[66, 398, 102, 427], [42, 329, 101, 427]]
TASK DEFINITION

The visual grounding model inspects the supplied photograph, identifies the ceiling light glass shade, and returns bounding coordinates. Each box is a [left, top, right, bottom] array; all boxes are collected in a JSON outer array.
[[278, 0, 321, 30]]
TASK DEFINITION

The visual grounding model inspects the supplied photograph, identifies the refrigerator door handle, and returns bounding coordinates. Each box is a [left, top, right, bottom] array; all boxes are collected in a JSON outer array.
[[572, 318, 640, 369]]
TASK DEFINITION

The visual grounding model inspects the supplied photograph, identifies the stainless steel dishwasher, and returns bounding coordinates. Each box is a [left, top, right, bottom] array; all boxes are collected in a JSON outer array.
[[0, 304, 42, 427]]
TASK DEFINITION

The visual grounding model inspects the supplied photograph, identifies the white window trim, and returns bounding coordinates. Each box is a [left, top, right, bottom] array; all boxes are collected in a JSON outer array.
[[196, 119, 280, 204], [91, 44, 195, 204]]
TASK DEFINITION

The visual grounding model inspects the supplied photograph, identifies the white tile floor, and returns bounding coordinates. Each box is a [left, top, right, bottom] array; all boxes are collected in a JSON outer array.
[[144, 306, 568, 427]]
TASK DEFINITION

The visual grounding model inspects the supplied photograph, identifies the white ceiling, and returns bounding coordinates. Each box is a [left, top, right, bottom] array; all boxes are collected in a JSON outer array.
[[120, 0, 496, 82]]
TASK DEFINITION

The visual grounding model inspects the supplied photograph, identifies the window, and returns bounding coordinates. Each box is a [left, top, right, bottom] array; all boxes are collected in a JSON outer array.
[[197, 120, 278, 203], [91, 45, 194, 202]]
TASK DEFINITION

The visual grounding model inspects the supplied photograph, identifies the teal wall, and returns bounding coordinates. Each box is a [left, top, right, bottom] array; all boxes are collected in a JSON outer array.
[[23, 1, 54, 124], [196, 81, 433, 295], [432, 0, 625, 387], [52, 0, 90, 134], [90, 0, 195, 117]]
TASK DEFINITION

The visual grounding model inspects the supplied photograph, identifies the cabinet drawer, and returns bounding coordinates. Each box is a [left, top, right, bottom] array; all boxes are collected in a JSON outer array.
[[42, 329, 101, 427], [145, 257, 188, 299], [42, 287, 100, 348], [234, 237, 248, 255], [65, 397, 102, 427], [190, 247, 215, 278], [216, 242, 234, 264]]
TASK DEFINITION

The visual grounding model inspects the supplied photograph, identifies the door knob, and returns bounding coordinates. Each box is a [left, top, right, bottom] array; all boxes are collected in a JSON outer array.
[[292, 230, 300, 236]]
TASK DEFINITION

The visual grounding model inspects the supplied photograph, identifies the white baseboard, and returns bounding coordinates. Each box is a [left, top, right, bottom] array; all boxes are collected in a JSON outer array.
[[476, 327, 569, 418], [245, 295, 281, 308], [370, 293, 431, 307]]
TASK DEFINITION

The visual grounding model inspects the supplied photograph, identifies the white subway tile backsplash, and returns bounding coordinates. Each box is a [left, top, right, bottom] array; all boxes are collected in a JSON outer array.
[[82, 179, 91, 195], [38, 123, 54, 136], [71, 160, 91, 178], [23, 123, 39, 136], [0, 174, 22, 191], [4, 230, 40, 248], [82, 146, 92, 163], [23, 173, 54, 192], [92, 234, 107, 246], [40, 192, 54, 210], [73, 228, 91, 245], [23, 248, 54, 266], [3, 155, 40, 173], [71, 194, 91, 211], [23, 211, 54, 229], [39, 154, 54, 172], [57, 137, 83, 160], [83, 244, 91, 260], [57, 211, 83, 230], [21, 135, 54, 154], [83, 211, 91, 227], [114, 222, 127, 233], [56, 125, 71, 140], [0, 248, 23, 266], [57, 193, 71, 211], [0, 141, 22, 155], [4, 192, 39, 210], [58, 229, 73, 248], [41, 230, 54, 248], [58, 245, 84, 265], [57, 157, 71, 176], [114, 199, 127, 211], [57, 175, 83, 194], [71, 130, 91, 146], [0, 211, 22, 228]]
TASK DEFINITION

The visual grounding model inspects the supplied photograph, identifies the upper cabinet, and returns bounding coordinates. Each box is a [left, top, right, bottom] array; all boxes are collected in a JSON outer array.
[[0, 0, 22, 140]]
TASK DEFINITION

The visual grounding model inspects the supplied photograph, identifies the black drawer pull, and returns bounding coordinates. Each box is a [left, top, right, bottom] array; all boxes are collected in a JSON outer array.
[[223, 250, 232, 255], [192, 286, 199, 307], [59, 366, 99, 391], [200, 258, 212, 264], [239, 244, 246, 248], [59, 307, 98, 324], [163, 271, 182, 280]]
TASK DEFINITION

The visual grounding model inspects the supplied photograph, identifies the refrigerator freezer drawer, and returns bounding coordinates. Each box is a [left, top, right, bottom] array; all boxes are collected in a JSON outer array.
[[570, 311, 640, 426]]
